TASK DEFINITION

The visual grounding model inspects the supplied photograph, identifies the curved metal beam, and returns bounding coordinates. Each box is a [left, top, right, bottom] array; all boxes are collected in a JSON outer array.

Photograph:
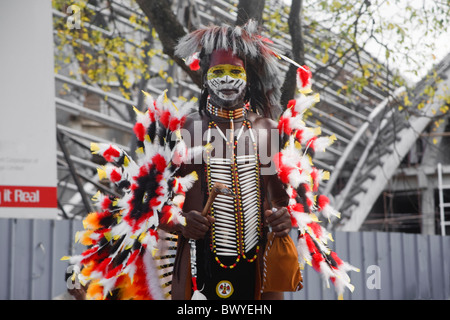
[[324, 87, 405, 196]]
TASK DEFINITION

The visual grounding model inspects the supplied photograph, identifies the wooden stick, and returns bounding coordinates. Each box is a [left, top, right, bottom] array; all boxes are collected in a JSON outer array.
[[201, 182, 235, 217]]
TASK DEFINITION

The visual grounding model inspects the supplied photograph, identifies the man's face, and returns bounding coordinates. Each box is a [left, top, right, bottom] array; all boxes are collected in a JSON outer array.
[[206, 50, 247, 108]]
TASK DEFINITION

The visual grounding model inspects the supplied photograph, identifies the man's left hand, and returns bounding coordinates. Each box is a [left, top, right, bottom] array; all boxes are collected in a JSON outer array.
[[264, 207, 292, 237]]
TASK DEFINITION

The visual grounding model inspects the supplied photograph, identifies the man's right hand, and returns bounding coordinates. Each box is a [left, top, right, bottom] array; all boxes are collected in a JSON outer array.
[[180, 210, 215, 240]]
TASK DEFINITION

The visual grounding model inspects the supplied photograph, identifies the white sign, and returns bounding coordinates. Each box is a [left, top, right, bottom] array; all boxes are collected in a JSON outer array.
[[0, 0, 57, 218]]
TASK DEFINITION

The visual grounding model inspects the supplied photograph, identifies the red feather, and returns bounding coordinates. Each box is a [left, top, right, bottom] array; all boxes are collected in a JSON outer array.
[[152, 154, 166, 172], [106, 264, 122, 279], [290, 188, 298, 199], [110, 169, 122, 183], [279, 168, 292, 185], [189, 59, 200, 71], [155, 186, 164, 197], [126, 250, 139, 266], [103, 145, 121, 162], [148, 228, 158, 240], [133, 256, 153, 299], [312, 252, 324, 272], [168, 117, 181, 132], [155, 173, 163, 183], [277, 116, 291, 135], [308, 222, 322, 239], [159, 205, 173, 227], [160, 111, 171, 128], [101, 197, 112, 210], [331, 251, 344, 266], [273, 153, 292, 184], [95, 257, 112, 274], [311, 168, 319, 192], [192, 276, 199, 291], [179, 116, 186, 129], [149, 197, 161, 208], [317, 195, 330, 211], [82, 246, 97, 257], [294, 129, 304, 142], [303, 233, 316, 253], [81, 247, 107, 265], [148, 109, 155, 122], [287, 99, 296, 107], [307, 136, 317, 151], [288, 202, 304, 213], [138, 164, 150, 177], [303, 183, 311, 193], [290, 215, 298, 228], [133, 122, 146, 142], [297, 65, 312, 88]]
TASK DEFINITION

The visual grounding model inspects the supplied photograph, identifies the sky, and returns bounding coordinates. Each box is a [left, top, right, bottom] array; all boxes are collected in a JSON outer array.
[[362, 0, 450, 85], [283, 0, 450, 85]]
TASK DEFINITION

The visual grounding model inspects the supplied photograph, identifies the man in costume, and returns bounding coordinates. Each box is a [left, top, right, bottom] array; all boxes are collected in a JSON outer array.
[[66, 20, 357, 301], [165, 25, 295, 299]]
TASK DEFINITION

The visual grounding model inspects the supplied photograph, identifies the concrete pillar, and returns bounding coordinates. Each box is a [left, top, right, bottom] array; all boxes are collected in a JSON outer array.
[[421, 183, 436, 235]]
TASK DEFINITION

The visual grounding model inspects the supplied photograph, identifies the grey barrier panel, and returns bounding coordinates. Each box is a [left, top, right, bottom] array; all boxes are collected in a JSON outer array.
[[0, 218, 448, 300]]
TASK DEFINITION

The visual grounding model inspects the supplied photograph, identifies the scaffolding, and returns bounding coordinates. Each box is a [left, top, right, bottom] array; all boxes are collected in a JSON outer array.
[[53, 0, 450, 233]]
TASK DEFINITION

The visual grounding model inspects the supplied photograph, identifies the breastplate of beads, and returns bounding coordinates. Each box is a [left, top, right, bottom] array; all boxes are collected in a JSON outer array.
[[205, 120, 262, 269]]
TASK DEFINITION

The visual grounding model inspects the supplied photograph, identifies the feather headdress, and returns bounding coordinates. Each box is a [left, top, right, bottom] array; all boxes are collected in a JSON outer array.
[[175, 20, 283, 117], [63, 91, 201, 300]]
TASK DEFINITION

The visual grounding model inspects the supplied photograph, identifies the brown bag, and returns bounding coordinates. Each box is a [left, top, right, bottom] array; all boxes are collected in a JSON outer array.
[[261, 232, 303, 293]]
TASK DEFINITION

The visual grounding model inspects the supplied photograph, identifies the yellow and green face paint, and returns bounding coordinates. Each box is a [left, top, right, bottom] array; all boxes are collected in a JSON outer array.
[[206, 64, 247, 103], [207, 64, 247, 82]]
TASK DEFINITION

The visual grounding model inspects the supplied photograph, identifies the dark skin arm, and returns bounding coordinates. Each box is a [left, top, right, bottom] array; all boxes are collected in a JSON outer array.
[[180, 210, 215, 240], [249, 112, 292, 237]]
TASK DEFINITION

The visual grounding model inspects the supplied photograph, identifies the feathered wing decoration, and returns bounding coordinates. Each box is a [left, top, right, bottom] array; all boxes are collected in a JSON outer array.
[[63, 91, 200, 300], [275, 68, 359, 300]]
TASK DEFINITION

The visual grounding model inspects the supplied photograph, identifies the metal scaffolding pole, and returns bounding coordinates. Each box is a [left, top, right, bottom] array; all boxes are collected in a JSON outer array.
[[56, 129, 94, 214]]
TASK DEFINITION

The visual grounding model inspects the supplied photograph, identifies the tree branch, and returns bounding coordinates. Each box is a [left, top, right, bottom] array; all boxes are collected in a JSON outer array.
[[236, 0, 265, 26], [280, 0, 305, 109], [136, 0, 202, 88]]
